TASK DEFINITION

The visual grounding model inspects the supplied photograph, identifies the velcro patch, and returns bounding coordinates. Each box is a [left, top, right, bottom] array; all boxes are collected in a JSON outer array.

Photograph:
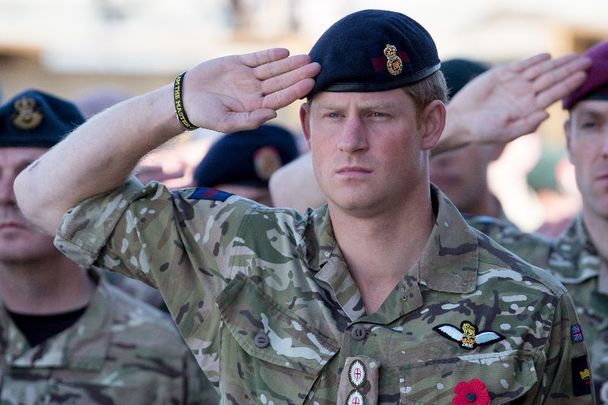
[[572, 355, 592, 397], [188, 187, 232, 201]]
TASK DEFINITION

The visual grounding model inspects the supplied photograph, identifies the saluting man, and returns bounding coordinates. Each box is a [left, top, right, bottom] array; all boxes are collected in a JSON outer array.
[[15, 10, 594, 404]]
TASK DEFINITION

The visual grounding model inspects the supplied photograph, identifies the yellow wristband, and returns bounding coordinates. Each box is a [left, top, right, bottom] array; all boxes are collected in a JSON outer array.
[[173, 72, 198, 131]]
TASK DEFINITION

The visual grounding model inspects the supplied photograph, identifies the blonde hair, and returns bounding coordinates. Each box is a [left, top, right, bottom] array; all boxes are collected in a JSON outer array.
[[402, 70, 448, 122]]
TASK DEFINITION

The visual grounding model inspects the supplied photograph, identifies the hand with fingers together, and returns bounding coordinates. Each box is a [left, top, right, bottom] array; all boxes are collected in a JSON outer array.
[[181, 48, 320, 134], [436, 53, 592, 154]]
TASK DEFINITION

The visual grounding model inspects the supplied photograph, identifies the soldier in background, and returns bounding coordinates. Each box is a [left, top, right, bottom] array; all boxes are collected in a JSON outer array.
[[14, 10, 594, 403], [430, 58, 508, 220], [546, 40, 608, 401], [429, 39, 608, 402], [193, 123, 299, 205], [0, 89, 217, 404]]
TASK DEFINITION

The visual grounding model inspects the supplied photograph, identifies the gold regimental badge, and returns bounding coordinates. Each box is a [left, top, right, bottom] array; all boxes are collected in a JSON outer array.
[[12, 97, 43, 130], [253, 146, 282, 181], [384, 44, 403, 76]]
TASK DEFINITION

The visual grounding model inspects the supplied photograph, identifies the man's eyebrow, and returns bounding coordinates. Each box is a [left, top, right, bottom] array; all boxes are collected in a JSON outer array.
[[315, 101, 401, 110], [576, 109, 605, 120]]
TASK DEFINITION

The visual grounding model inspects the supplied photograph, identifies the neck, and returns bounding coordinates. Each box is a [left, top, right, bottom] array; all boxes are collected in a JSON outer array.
[[0, 255, 95, 314], [582, 207, 608, 261], [466, 191, 502, 218], [329, 183, 434, 313]]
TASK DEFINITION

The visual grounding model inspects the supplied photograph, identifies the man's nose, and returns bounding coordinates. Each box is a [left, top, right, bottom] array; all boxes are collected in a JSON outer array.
[[0, 176, 17, 205], [602, 128, 608, 159], [337, 117, 368, 153]]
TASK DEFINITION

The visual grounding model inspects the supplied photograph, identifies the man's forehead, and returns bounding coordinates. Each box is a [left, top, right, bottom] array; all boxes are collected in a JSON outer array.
[[312, 89, 411, 108], [0, 146, 46, 167], [571, 99, 608, 116]]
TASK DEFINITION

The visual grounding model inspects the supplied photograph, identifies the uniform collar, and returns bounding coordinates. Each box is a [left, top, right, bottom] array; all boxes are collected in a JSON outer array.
[[549, 213, 602, 284], [416, 186, 478, 293], [297, 186, 479, 323], [0, 269, 111, 370]]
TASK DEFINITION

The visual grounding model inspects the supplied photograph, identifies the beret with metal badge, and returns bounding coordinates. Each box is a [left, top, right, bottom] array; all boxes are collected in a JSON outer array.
[[0, 88, 84, 148], [307, 9, 441, 98], [194, 124, 299, 188]]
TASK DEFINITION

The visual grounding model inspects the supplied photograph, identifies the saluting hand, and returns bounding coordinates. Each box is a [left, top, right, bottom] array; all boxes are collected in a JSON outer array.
[[180, 48, 320, 133], [439, 52, 591, 153]]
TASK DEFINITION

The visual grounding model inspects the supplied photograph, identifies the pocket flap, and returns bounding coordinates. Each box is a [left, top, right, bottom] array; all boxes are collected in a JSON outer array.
[[217, 274, 339, 375], [400, 350, 538, 404]]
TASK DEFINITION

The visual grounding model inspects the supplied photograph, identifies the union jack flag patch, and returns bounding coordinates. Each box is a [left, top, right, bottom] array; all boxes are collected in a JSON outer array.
[[571, 323, 584, 343]]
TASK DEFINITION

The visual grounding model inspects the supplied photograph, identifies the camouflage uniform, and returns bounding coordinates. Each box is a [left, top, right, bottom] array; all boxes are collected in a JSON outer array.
[[543, 214, 608, 402], [54, 180, 593, 404], [466, 215, 553, 268], [0, 269, 217, 404], [467, 212, 608, 401]]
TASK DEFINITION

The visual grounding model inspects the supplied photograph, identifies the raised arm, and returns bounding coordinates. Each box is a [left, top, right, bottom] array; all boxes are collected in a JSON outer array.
[[435, 52, 591, 154], [14, 48, 320, 234]]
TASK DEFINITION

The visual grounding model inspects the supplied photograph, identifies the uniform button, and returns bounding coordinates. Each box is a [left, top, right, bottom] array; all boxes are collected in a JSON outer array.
[[351, 324, 368, 341], [254, 332, 270, 348]]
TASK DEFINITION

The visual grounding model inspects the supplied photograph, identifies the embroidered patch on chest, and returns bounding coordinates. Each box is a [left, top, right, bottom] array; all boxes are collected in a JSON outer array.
[[346, 390, 365, 405], [433, 321, 505, 350], [348, 360, 366, 388]]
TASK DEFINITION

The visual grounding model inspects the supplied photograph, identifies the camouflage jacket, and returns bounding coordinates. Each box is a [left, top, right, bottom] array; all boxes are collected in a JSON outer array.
[[0, 269, 217, 404], [466, 215, 553, 268], [467, 213, 608, 401], [544, 214, 608, 402], [54, 180, 593, 404]]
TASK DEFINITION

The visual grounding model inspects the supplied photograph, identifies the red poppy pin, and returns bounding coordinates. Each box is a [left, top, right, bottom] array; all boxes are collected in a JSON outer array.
[[453, 378, 490, 405]]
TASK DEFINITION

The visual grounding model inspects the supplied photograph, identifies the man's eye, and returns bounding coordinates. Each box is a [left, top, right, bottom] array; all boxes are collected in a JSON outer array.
[[581, 121, 596, 129], [371, 112, 387, 118]]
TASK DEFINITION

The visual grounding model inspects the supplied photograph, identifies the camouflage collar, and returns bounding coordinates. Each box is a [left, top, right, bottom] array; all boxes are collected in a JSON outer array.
[[549, 213, 601, 284], [300, 187, 478, 295], [296, 204, 338, 272], [0, 269, 111, 370], [416, 187, 478, 293]]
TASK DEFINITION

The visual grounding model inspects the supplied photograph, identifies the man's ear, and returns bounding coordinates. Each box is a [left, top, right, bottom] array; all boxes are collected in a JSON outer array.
[[564, 118, 574, 163], [420, 100, 446, 150], [300, 102, 312, 150]]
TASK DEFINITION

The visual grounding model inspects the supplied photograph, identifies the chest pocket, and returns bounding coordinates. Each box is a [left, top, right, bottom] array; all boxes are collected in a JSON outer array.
[[399, 350, 538, 404], [217, 274, 339, 403]]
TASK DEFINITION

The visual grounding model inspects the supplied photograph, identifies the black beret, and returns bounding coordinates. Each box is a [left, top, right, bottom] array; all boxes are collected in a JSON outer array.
[[0, 89, 84, 148], [308, 9, 441, 98], [441, 58, 489, 100], [194, 124, 299, 188]]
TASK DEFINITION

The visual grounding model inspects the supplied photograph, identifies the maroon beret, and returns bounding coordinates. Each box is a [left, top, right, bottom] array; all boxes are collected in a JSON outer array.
[[562, 40, 608, 110]]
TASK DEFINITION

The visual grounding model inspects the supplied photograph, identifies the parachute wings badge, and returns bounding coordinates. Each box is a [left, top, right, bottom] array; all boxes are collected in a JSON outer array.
[[433, 321, 505, 350]]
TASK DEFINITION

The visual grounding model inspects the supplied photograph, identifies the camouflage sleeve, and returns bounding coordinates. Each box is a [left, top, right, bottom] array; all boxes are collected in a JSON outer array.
[[55, 177, 147, 271], [54, 180, 259, 379], [183, 349, 220, 404], [532, 290, 594, 403], [55, 178, 252, 286]]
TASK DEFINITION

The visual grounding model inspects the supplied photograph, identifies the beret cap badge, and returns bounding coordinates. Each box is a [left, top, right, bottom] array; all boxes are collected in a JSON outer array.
[[384, 44, 403, 76], [253, 146, 282, 181], [12, 96, 43, 130]]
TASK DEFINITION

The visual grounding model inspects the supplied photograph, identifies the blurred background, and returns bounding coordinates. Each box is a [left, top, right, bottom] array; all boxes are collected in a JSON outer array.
[[1, 0, 607, 231]]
